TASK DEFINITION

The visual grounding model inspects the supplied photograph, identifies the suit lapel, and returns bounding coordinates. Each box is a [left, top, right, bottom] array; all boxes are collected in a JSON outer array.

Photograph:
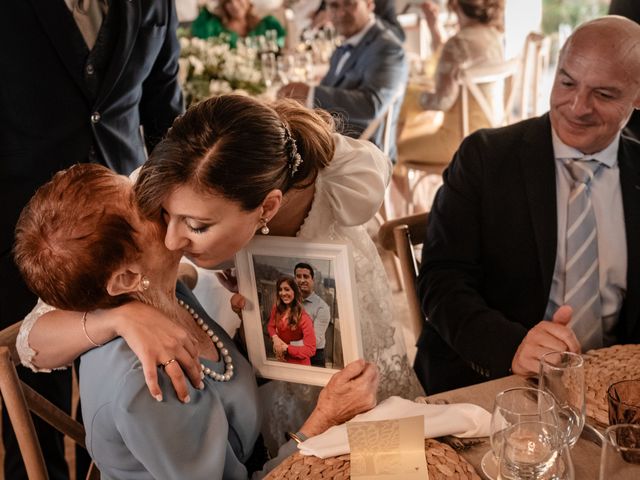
[[520, 114, 558, 297], [29, 0, 91, 100], [330, 21, 382, 87], [618, 136, 640, 337], [96, 0, 140, 107]]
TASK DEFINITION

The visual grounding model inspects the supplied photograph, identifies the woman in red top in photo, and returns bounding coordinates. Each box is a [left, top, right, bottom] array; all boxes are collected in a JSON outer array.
[[267, 276, 316, 365]]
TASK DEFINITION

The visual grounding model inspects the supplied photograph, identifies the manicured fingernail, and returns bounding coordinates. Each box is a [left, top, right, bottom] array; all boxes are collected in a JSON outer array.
[[154, 394, 163, 402], [182, 395, 191, 404], [198, 381, 205, 390]]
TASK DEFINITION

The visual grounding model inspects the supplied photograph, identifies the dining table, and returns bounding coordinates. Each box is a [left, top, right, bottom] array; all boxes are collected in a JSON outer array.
[[426, 374, 602, 479]]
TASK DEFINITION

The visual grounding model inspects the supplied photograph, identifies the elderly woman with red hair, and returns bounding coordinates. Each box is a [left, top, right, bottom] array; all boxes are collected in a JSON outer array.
[[14, 163, 376, 479]]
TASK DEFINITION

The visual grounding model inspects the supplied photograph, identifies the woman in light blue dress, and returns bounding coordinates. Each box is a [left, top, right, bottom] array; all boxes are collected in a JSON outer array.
[[15, 162, 377, 477]]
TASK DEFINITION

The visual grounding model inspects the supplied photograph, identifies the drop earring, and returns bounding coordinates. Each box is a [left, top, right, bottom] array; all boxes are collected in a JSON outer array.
[[260, 218, 270, 235], [140, 275, 150, 290]]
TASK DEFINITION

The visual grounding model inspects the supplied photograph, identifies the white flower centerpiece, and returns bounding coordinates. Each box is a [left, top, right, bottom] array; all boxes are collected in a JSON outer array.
[[178, 33, 267, 106]]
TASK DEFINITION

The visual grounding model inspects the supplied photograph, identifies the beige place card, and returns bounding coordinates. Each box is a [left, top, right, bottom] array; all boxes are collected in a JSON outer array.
[[347, 415, 429, 480]]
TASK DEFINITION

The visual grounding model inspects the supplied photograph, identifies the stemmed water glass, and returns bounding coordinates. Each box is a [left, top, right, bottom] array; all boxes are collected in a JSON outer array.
[[539, 351, 586, 447], [484, 387, 559, 478], [498, 421, 574, 479]]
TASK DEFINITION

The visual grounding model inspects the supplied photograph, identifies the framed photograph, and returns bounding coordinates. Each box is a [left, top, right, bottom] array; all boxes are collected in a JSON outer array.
[[235, 236, 363, 386]]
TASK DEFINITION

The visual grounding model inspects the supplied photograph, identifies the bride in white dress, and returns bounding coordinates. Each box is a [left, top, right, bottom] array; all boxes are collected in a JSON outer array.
[[17, 94, 424, 455]]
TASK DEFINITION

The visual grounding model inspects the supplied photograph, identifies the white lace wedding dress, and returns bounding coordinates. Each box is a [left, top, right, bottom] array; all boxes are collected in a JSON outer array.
[[259, 134, 424, 453]]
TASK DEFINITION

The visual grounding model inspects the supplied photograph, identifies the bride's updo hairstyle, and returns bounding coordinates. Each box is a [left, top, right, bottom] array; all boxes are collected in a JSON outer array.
[[14, 164, 141, 311], [135, 95, 336, 218]]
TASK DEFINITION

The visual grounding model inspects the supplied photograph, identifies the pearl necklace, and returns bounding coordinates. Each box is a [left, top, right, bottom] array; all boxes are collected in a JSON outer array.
[[178, 299, 234, 382]]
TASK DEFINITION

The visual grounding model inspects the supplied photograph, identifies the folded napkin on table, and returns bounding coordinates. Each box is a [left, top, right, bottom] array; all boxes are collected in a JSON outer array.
[[299, 396, 491, 458]]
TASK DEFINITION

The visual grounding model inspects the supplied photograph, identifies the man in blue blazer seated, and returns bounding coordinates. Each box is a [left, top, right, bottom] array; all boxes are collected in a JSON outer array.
[[278, 0, 407, 163], [414, 16, 640, 395]]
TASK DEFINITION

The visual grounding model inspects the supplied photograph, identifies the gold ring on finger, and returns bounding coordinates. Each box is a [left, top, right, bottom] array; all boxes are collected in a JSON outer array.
[[161, 358, 176, 368]]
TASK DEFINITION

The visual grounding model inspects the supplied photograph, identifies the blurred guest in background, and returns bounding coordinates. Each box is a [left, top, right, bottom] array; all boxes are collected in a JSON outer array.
[[278, 0, 407, 162], [415, 16, 640, 394], [0, 1, 183, 478], [313, 0, 405, 41], [397, 0, 505, 167], [191, 0, 286, 49]]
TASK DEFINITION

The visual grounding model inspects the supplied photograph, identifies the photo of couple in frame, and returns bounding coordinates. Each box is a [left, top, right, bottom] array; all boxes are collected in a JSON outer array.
[[235, 236, 363, 386]]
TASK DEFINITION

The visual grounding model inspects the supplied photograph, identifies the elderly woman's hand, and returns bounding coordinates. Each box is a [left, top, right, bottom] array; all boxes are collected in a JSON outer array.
[[114, 301, 203, 403], [299, 359, 379, 438]]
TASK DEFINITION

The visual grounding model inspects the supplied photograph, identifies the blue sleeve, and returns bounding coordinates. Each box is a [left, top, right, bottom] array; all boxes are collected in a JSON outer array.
[[113, 369, 248, 480], [314, 37, 407, 123]]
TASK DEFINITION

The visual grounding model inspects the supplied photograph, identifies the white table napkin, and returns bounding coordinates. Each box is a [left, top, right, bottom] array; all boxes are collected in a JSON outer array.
[[299, 396, 491, 458]]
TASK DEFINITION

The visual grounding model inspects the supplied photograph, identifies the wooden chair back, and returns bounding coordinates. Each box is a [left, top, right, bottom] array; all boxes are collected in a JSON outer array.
[[459, 56, 521, 137], [359, 88, 404, 158], [0, 322, 100, 480], [517, 32, 551, 120], [378, 212, 429, 343], [397, 12, 429, 60]]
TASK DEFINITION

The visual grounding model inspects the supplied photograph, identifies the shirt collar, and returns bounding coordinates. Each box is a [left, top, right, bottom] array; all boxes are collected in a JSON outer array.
[[302, 292, 317, 304], [551, 128, 620, 168], [342, 15, 376, 48]]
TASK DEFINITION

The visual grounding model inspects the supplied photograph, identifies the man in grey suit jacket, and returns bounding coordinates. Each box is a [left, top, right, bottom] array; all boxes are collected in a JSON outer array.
[[278, 0, 407, 162], [414, 16, 640, 394]]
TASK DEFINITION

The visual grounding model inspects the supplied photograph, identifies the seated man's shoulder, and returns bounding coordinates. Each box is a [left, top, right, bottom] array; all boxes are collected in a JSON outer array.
[[464, 114, 549, 154]]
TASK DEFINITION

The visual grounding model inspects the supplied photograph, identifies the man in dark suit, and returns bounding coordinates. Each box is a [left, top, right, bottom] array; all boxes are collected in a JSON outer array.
[[414, 16, 640, 394], [0, 1, 183, 477], [278, 0, 407, 162]]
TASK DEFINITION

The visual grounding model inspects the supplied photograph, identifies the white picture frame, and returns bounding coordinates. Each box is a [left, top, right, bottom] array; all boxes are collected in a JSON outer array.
[[235, 236, 363, 386]]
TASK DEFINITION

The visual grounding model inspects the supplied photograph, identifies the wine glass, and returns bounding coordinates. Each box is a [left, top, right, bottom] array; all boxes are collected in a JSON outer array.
[[277, 54, 295, 84], [260, 52, 278, 88], [498, 421, 574, 480], [539, 351, 585, 447], [483, 387, 559, 478], [491, 387, 559, 458], [599, 424, 640, 479]]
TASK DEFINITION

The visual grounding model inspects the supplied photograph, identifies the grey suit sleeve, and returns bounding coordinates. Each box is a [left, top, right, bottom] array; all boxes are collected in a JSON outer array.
[[417, 133, 528, 378], [139, 0, 184, 154], [313, 39, 406, 127]]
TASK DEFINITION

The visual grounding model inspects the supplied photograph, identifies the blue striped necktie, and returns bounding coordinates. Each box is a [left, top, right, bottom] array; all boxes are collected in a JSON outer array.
[[564, 158, 604, 351]]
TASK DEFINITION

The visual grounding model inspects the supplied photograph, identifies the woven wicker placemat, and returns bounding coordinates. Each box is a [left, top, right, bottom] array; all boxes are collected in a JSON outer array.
[[264, 438, 481, 479], [583, 344, 640, 426]]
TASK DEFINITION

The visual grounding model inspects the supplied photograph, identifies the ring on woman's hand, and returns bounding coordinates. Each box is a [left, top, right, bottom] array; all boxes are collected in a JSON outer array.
[[161, 358, 176, 368]]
